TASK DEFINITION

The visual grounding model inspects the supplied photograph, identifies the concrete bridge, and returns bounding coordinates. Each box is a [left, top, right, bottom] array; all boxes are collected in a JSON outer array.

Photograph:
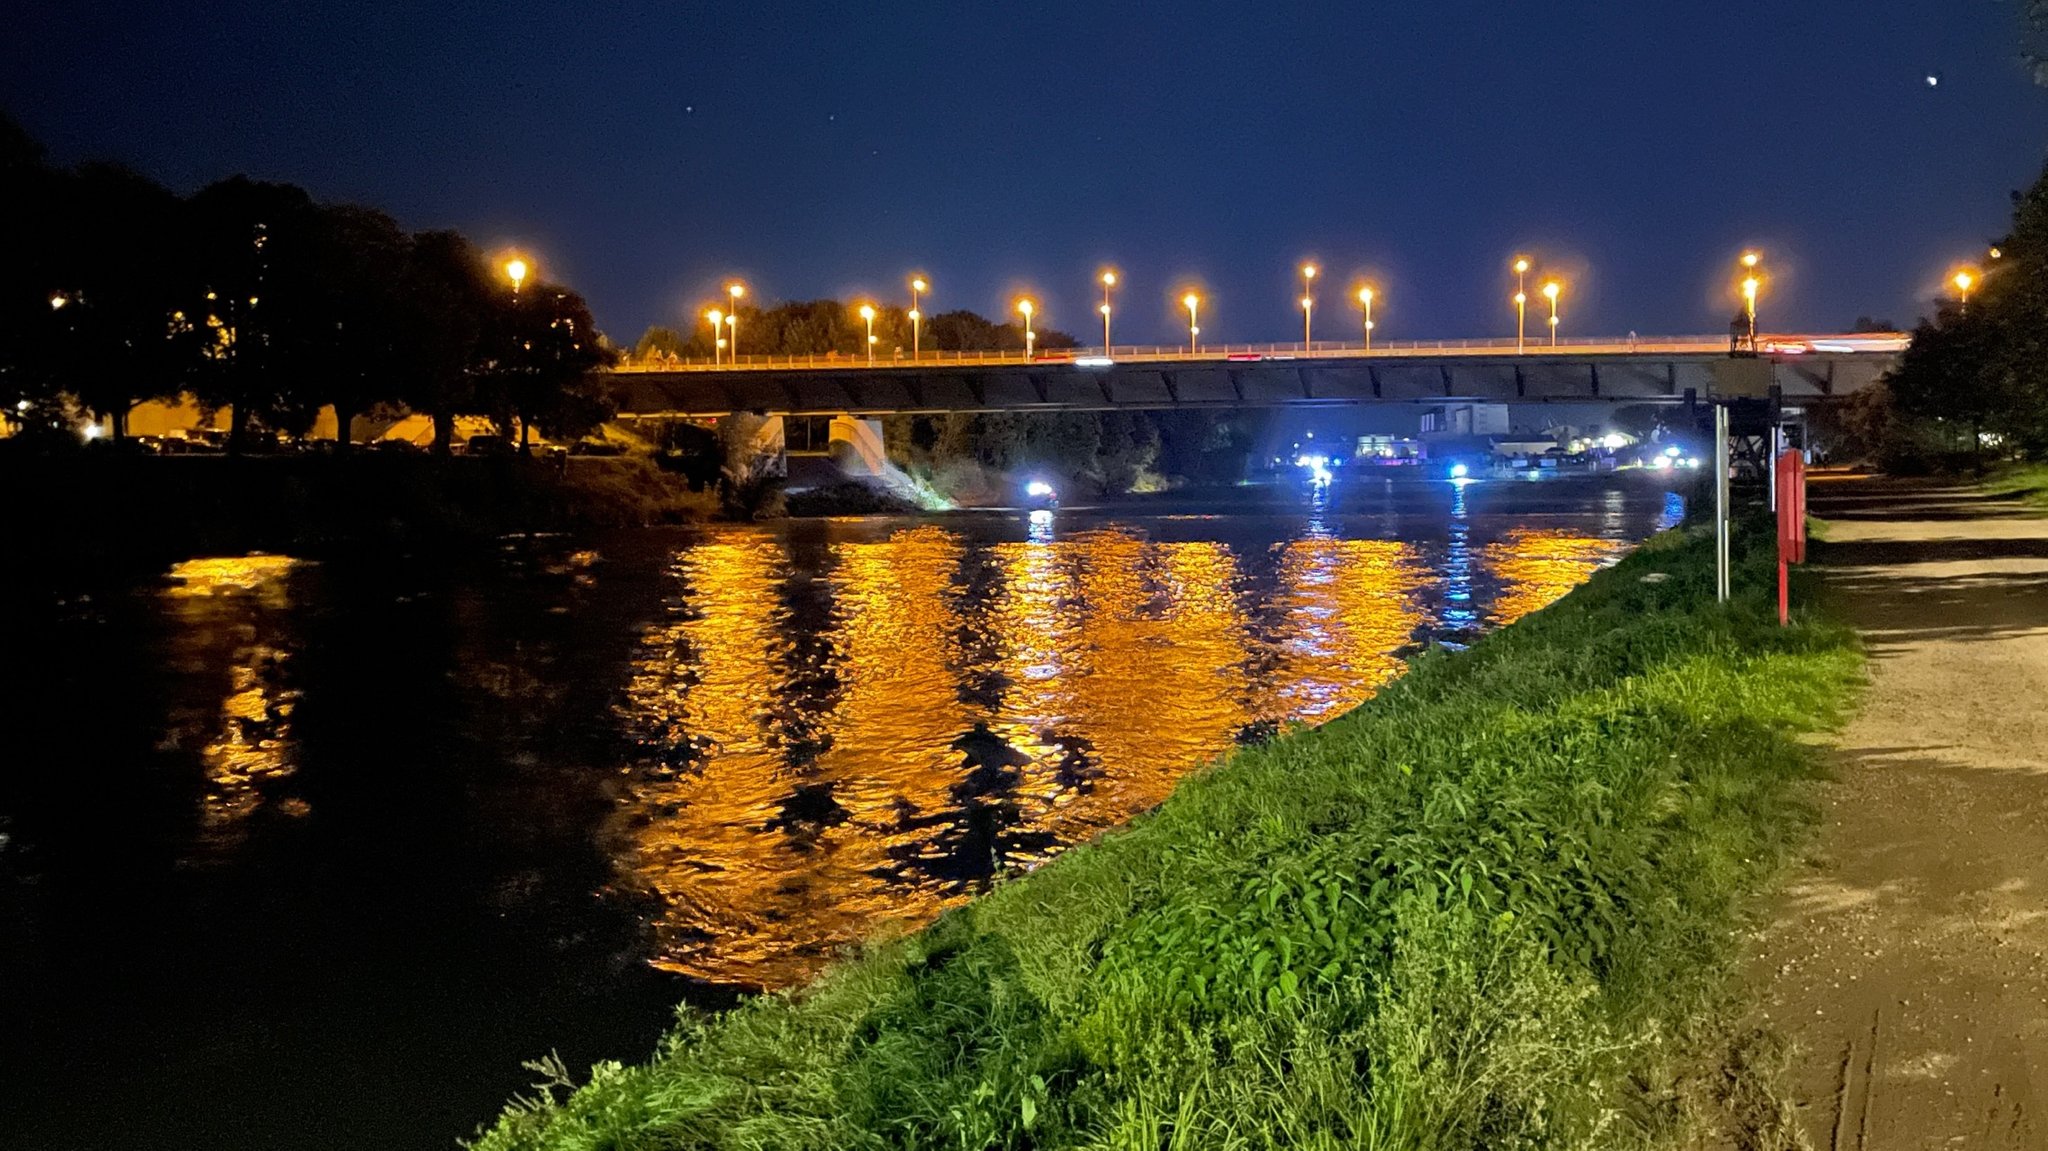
[[607, 334, 1906, 417]]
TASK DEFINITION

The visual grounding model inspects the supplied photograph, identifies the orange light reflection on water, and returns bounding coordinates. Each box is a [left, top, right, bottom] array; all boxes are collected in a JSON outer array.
[[162, 556, 307, 846], [1484, 529, 1630, 625], [611, 520, 1610, 989]]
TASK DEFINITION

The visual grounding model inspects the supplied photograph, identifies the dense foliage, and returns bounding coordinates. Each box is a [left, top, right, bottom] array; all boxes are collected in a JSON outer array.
[[1863, 161, 2048, 467], [474, 525, 1860, 1151], [0, 114, 614, 452], [882, 409, 1273, 498], [632, 302, 1078, 364]]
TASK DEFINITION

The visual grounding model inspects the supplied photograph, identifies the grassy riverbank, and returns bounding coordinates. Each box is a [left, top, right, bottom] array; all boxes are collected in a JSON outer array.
[[1986, 461, 2048, 508], [475, 523, 1860, 1151]]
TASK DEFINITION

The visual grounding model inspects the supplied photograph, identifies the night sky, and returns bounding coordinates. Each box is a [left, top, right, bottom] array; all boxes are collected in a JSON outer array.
[[8, 1, 2048, 347]]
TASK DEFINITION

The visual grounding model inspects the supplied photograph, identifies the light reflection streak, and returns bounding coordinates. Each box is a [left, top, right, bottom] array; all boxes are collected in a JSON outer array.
[[1484, 529, 1632, 625], [162, 556, 307, 847], [610, 507, 1641, 989]]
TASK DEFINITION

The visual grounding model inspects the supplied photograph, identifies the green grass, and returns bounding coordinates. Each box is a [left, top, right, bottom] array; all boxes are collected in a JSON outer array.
[[1984, 461, 2048, 509], [471, 525, 1861, 1151]]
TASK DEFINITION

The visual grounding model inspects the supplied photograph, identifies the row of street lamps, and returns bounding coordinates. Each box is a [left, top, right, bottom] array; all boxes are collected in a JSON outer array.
[[691, 270, 1395, 360], [494, 247, 2000, 366]]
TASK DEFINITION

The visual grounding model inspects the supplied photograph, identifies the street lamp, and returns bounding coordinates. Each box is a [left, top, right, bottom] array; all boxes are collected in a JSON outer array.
[[1542, 281, 1562, 347], [1740, 252, 1763, 350], [505, 258, 528, 295], [1016, 298, 1035, 359], [1100, 271, 1116, 353], [1183, 293, 1201, 355], [1953, 268, 1978, 310], [1513, 257, 1531, 353], [1357, 286, 1376, 353], [1301, 264, 1317, 348], [859, 304, 878, 365], [726, 282, 746, 359], [909, 277, 927, 358], [706, 308, 724, 365]]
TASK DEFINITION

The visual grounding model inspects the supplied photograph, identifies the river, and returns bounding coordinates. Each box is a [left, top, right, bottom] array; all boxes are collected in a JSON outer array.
[[0, 475, 1683, 1149]]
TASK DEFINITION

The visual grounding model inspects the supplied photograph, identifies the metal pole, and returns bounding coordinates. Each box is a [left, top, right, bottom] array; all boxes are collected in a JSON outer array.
[[1767, 425, 1780, 513], [1715, 404, 1731, 603]]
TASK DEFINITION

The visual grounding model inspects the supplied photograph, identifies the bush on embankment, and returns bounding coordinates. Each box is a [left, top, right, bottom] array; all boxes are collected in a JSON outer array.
[[473, 525, 1860, 1151]]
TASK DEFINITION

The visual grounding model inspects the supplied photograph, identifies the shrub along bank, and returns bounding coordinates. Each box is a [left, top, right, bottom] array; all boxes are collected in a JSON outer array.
[[474, 524, 1860, 1151]]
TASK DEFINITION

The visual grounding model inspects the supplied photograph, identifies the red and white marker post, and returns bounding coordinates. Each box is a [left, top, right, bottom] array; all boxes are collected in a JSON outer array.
[[1774, 450, 1808, 626]]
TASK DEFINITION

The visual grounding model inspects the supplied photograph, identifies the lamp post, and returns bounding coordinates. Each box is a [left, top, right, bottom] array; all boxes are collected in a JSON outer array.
[[1100, 271, 1116, 354], [1301, 264, 1317, 349], [1953, 269, 1977, 311], [706, 308, 724, 365], [1741, 252, 1763, 350], [1183, 293, 1201, 355], [909, 277, 926, 358], [1358, 286, 1376, 353], [505, 258, 528, 297], [1017, 299, 1035, 359], [725, 282, 745, 360], [1513, 257, 1530, 353], [1542, 281, 1562, 347], [859, 304, 877, 365]]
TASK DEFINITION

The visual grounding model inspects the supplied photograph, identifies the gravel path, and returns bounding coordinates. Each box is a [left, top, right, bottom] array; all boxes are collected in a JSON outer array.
[[1750, 475, 2048, 1150]]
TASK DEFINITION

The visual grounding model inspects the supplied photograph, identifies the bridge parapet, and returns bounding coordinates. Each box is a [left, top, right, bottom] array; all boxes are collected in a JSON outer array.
[[609, 340, 1902, 417]]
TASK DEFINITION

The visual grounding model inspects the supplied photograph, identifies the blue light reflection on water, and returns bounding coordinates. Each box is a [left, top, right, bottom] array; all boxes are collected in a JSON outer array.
[[1442, 479, 1480, 630]]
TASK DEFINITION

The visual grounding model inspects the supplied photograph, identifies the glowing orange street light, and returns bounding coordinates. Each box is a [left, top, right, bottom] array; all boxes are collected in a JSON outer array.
[[1739, 252, 1763, 349], [1100, 271, 1117, 353], [1357, 286, 1377, 353], [1301, 264, 1317, 348], [1953, 268, 1978, 310], [1183, 292, 1201, 355], [504, 258, 529, 295], [726, 282, 746, 359], [859, 304, 878, 365], [909, 277, 927, 358], [1542, 280, 1563, 347], [705, 308, 724, 365], [1016, 298, 1036, 359], [1512, 257, 1531, 353]]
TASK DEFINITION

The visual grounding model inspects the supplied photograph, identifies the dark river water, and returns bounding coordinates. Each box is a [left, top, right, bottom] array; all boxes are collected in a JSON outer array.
[[0, 476, 1683, 1150]]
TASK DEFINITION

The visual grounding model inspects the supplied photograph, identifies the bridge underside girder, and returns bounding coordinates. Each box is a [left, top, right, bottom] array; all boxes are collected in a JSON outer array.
[[610, 353, 1891, 418]]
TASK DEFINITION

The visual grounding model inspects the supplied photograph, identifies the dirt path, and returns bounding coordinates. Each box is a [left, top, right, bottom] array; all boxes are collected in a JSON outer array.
[[1749, 476, 2048, 1150]]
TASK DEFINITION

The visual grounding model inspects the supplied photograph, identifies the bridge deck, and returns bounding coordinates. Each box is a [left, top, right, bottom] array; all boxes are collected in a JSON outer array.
[[608, 336, 1903, 416]]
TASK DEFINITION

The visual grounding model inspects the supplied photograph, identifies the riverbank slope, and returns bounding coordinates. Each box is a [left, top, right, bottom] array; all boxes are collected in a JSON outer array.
[[1748, 476, 2048, 1148], [472, 518, 1860, 1150]]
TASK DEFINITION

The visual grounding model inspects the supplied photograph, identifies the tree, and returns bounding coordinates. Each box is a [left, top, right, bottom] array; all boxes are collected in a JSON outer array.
[[1, 121, 199, 434], [183, 176, 325, 449], [474, 280, 616, 450], [923, 309, 1078, 353], [635, 325, 685, 362], [40, 163, 202, 438], [1881, 159, 2048, 462], [289, 203, 411, 451], [2026, 0, 2048, 85], [395, 230, 492, 455]]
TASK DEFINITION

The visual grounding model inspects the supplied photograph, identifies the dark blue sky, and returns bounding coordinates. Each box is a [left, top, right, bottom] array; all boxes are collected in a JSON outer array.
[[8, 1, 2047, 346]]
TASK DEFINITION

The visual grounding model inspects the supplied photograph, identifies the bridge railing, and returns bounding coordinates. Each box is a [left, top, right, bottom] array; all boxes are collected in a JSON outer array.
[[611, 335, 1749, 372]]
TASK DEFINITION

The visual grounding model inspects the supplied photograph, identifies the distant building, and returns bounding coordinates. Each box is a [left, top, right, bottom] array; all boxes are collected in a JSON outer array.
[[1354, 434, 1422, 462], [1491, 435, 1558, 458], [1419, 403, 1510, 439]]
